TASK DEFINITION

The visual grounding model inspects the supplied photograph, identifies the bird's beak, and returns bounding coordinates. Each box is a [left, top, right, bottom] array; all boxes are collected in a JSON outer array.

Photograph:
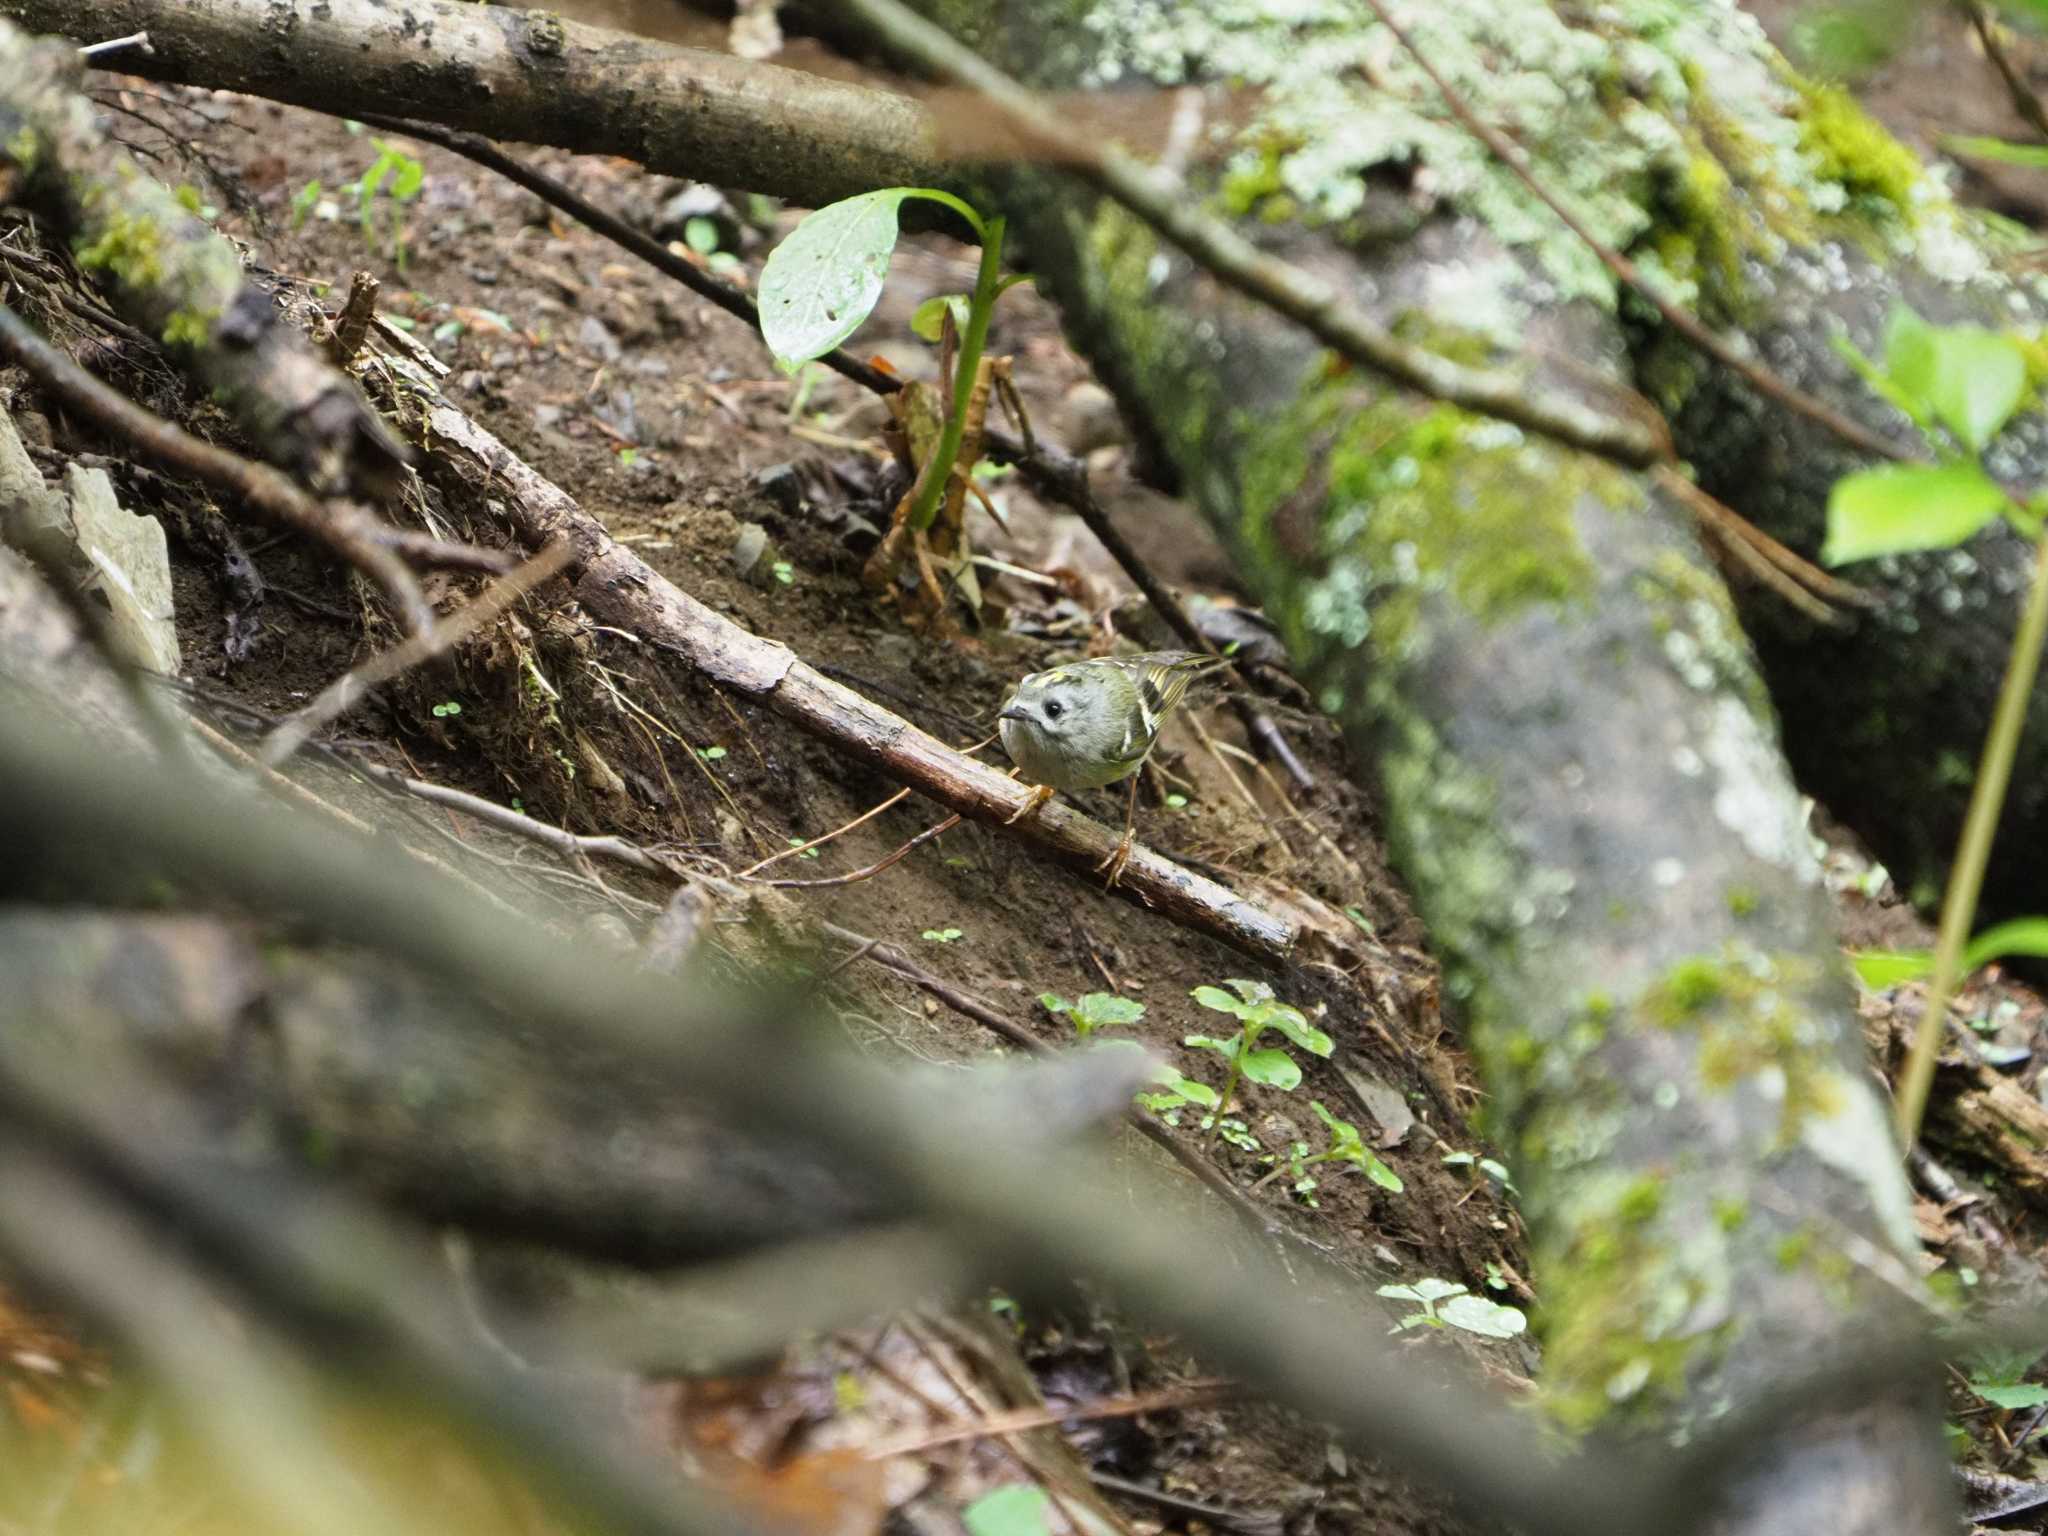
[[998, 704, 1031, 723]]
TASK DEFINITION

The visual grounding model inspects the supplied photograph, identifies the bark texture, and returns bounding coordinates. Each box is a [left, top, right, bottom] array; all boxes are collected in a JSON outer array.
[[0, 0, 943, 209]]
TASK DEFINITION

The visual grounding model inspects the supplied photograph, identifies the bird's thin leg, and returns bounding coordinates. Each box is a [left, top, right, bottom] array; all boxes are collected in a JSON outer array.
[[1096, 774, 1139, 888], [1005, 783, 1055, 825]]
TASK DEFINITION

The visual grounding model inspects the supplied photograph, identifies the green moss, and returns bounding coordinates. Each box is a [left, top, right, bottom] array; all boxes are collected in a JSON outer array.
[[1661, 957, 1726, 1015], [1641, 944, 1843, 1143], [5, 124, 40, 180], [173, 183, 204, 216], [1775, 1229, 1814, 1270], [160, 308, 214, 349], [1726, 885, 1760, 918], [1534, 1171, 1732, 1433], [1713, 1196, 1748, 1232], [1796, 83, 1922, 213], [73, 211, 167, 291], [1617, 1176, 1665, 1224], [1218, 130, 1306, 225]]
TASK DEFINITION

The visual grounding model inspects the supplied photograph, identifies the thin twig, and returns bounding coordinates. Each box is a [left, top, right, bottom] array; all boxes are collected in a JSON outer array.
[[259, 539, 571, 766], [1960, 0, 2048, 145], [1092, 1474, 1284, 1536], [737, 786, 914, 877], [352, 763, 680, 876], [1358, 0, 1915, 471], [77, 31, 151, 59], [0, 304, 446, 631], [759, 813, 961, 888], [1653, 467, 1876, 613], [857, 1378, 1233, 1459], [832, 0, 1667, 469]]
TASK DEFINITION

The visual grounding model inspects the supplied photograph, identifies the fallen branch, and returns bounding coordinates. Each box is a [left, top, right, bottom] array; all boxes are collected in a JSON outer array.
[[348, 111, 1313, 786], [0, 304, 501, 633], [7, 0, 943, 209], [387, 354, 1292, 960]]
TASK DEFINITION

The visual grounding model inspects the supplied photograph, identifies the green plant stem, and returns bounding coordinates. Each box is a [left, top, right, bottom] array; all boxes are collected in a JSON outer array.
[[906, 214, 1005, 532], [1208, 1024, 1258, 1134], [1895, 526, 2048, 1143]]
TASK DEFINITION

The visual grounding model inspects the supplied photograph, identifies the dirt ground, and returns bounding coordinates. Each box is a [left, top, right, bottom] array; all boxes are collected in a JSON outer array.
[[9, 6, 2048, 1533]]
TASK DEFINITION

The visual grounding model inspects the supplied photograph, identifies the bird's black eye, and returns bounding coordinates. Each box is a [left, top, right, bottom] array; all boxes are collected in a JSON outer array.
[[1044, 700, 1064, 720]]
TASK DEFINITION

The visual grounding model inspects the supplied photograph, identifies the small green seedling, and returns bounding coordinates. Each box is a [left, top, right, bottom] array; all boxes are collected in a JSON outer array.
[[1824, 304, 2038, 568], [1376, 1278, 1527, 1339], [757, 186, 1029, 538], [787, 836, 821, 860], [431, 700, 462, 718], [772, 560, 795, 586], [1039, 991, 1146, 1040], [290, 178, 325, 229], [346, 138, 426, 273], [1440, 1149, 1518, 1197], [921, 927, 964, 944], [1185, 979, 1333, 1130], [697, 745, 727, 761], [1292, 1101, 1403, 1194]]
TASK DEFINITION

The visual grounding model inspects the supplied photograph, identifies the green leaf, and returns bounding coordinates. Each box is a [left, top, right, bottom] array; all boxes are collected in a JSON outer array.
[[1822, 463, 2007, 566], [1943, 134, 2048, 169], [1362, 1154, 1405, 1194], [1038, 993, 1072, 1017], [1375, 1282, 1425, 1304], [1224, 978, 1274, 1006], [1237, 1048, 1301, 1091], [1963, 916, 2048, 973], [910, 293, 971, 342], [1881, 304, 1937, 406], [1190, 985, 1247, 1016], [963, 1485, 1052, 1536], [1404, 1277, 1466, 1304], [1172, 1076, 1220, 1108], [391, 154, 425, 202], [1438, 1294, 1528, 1339], [1928, 327, 2028, 452], [1260, 1005, 1334, 1058], [1183, 1033, 1237, 1059], [683, 216, 721, 256], [1850, 947, 1933, 989], [359, 149, 394, 200], [759, 189, 955, 371], [1073, 993, 1147, 1031], [1977, 1383, 2048, 1411]]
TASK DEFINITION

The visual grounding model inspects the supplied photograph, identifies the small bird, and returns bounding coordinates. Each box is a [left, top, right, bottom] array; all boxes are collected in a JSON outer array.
[[997, 651, 1230, 887]]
